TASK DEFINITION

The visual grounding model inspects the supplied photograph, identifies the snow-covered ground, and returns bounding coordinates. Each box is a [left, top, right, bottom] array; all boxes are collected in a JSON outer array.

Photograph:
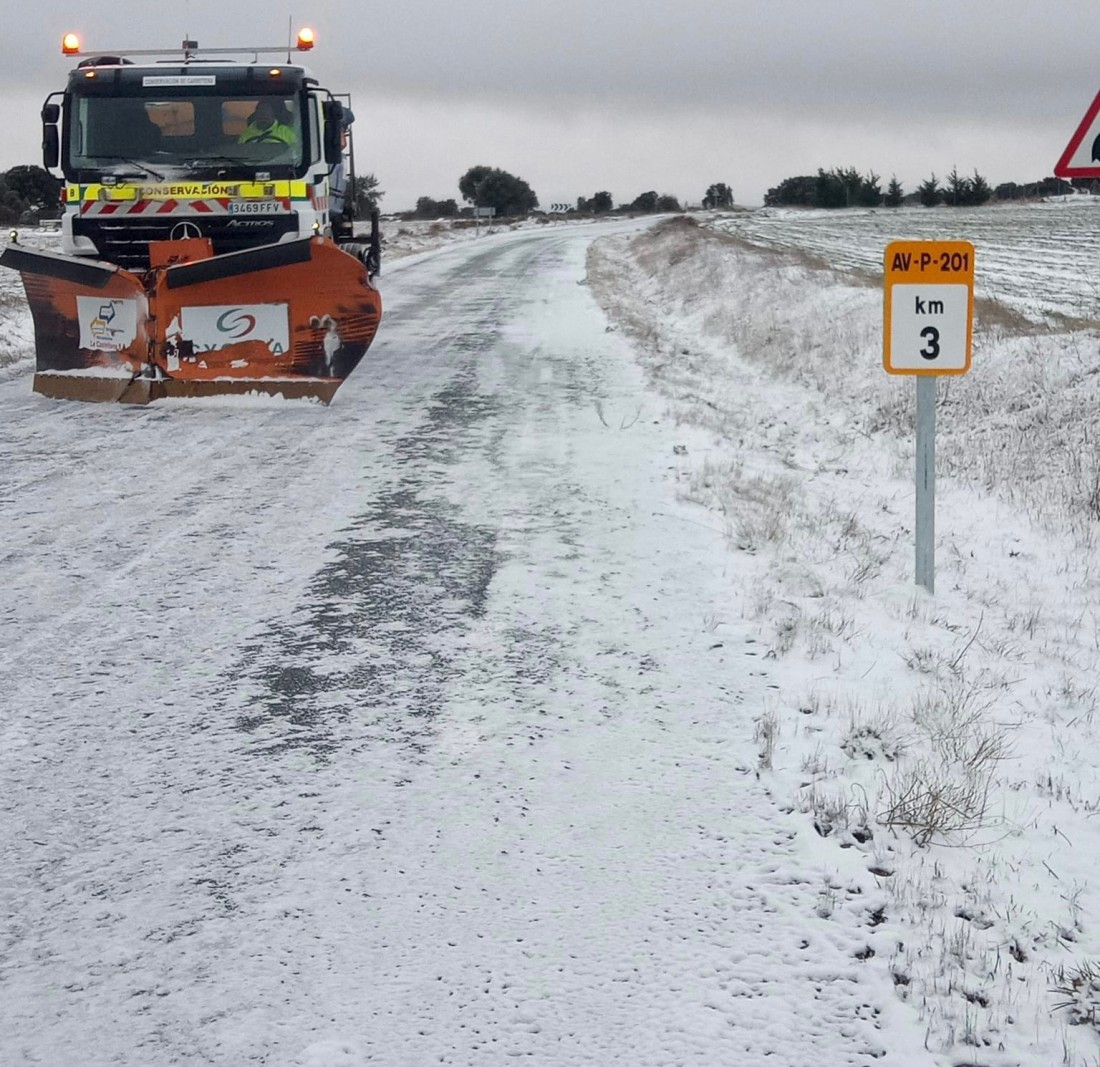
[[1, 205, 1099, 1066], [589, 203, 1100, 1066]]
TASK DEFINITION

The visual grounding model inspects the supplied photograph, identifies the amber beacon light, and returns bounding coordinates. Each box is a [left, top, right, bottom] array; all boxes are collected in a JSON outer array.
[[296, 27, 315, 50], [62, 32, 81, 55]]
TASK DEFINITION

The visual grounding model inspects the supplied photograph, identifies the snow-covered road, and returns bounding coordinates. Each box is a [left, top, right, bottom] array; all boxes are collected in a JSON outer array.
[[1, 222, 931, 1064]]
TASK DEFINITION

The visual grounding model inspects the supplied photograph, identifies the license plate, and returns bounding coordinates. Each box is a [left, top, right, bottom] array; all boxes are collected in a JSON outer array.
[[229, 200, 288, 215]]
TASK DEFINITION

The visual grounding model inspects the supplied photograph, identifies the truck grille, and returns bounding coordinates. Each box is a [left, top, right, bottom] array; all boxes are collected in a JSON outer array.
[[73, 215, 301, 271]]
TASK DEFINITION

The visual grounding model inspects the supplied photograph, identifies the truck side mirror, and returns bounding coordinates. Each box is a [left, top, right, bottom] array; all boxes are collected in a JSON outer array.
[[42, 124, 60, 170], [42, 102, 61, 169], [322, 100, 343, 165]]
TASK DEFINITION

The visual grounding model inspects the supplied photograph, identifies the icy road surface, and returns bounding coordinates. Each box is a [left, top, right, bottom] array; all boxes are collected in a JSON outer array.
[[1, 222, 930, 1065]]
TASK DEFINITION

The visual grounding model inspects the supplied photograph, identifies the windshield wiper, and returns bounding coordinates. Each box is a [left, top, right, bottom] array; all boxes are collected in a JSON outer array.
[[185, 155, 243, 169], [182, 156, 248, 179], [94, 156, 166, 181]]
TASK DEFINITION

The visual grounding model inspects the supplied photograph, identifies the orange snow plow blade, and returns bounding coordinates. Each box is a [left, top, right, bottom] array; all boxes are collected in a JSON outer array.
[[1, 236, 381, 404]]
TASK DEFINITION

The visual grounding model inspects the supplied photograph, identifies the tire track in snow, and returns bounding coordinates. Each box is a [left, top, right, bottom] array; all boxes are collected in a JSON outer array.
[[223, 235, 559, 761]]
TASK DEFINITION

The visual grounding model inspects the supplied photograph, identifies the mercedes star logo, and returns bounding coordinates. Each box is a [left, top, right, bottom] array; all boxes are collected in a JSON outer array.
[[170, 221, 203, 240]]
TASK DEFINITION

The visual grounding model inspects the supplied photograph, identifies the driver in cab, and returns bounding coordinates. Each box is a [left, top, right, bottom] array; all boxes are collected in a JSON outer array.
[[239, 99, 296, 146]]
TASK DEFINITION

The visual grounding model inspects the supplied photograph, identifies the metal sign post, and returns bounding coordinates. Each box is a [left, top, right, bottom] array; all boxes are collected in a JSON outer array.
[[884, 241, 975, 594], [915, 377, 936, 591], [474, 206, 495, 236]]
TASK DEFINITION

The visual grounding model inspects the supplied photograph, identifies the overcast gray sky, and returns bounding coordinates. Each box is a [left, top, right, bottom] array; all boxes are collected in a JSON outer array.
[[2, 0, 1096, 209]]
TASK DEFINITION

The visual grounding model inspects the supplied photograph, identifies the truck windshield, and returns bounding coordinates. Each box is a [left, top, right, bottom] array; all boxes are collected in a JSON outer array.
[[66, 93, 306, 177]]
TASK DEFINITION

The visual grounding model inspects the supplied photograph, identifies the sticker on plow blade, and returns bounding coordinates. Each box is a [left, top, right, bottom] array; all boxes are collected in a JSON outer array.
[[77, 296, 138, 352], [179, 303, 290, 355]]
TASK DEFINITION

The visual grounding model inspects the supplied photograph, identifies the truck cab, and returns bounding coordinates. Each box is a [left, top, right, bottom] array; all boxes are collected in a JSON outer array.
[[43, 36, 357, 271]]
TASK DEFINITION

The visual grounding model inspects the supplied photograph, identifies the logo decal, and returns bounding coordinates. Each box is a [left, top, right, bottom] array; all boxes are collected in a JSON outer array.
[[76, 296, 138, 352], [216, 309, 258, 339], [179, 303, 290, 356], [170, 221, 203, 240]]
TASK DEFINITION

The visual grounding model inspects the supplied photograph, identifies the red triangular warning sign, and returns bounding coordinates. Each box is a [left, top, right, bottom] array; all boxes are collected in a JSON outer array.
[[1055, 90, 1100, 178]]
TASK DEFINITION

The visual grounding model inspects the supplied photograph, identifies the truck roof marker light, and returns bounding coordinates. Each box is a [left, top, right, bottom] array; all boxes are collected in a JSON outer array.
[[297, 27, 315, 50], [269, 68, 282, 77], [62, 33, 81, 55]]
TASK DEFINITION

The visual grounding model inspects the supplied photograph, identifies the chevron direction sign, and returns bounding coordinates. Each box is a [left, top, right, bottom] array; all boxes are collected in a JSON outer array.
[[548, 203, 572, 213], [1054, 89, 1100, 178]]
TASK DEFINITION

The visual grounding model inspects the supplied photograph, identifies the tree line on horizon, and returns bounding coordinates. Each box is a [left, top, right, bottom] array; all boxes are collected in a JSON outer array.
[[408, 169, 738, 220], [5, 156, 1094, 227], [764, 166, 1091, 209], [40, 152, 1085, 227]]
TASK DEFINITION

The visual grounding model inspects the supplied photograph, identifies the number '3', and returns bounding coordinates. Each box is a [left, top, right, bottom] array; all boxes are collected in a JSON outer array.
[[920, 326, 940, 360]]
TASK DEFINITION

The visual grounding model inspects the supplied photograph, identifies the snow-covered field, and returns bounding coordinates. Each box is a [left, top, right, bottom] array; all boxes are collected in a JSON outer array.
[[708, 200, 1100, 326], [2, 204, 1100, 1066]]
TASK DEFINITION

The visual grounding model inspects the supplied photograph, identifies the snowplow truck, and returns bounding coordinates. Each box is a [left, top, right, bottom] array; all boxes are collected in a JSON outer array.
[[0, 29, 382, 404]]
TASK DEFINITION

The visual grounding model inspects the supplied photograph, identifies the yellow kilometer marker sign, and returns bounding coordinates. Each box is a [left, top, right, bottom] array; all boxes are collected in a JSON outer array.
[[883, 240, 975, 595], [883, 241, 974, 375]]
